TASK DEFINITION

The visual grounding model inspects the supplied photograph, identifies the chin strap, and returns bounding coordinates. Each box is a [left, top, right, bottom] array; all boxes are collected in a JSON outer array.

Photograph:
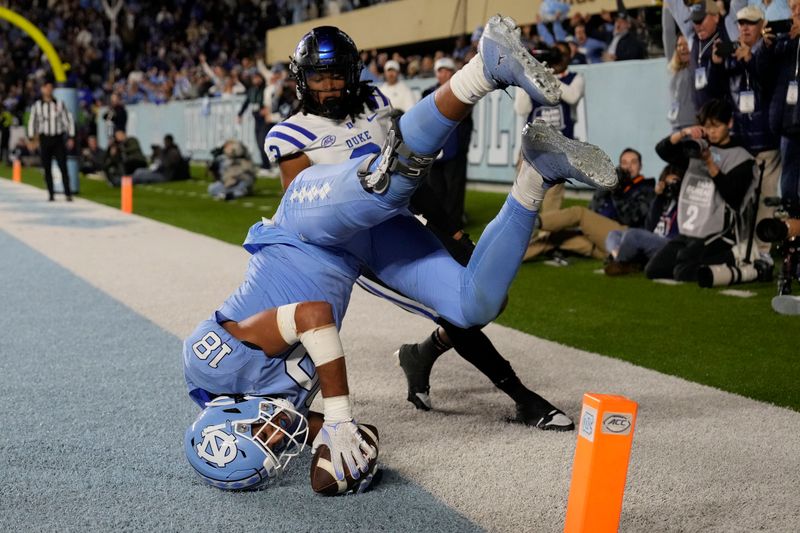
[[357, 117, 437, 194]]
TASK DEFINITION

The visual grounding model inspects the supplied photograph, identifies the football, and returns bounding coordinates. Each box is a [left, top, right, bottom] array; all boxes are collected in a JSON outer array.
[[310, 423, 379, 495]]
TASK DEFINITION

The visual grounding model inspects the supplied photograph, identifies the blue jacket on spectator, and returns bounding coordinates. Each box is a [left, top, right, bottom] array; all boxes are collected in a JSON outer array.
[[709, 39, 779, 152], [759, 35, 800, 138], [590, 174, 656, 228], [691, 24, 733, 110]]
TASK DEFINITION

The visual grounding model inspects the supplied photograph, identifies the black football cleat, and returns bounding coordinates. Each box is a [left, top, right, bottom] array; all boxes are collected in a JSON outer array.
[[510, 403, 575, 431], [395, 344, 433, 411]]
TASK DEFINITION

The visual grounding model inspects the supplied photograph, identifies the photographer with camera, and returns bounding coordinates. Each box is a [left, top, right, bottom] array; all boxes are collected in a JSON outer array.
[[709, 6, 782, 258], [645, 99, 757, 281], [604, 165, 684, 275], [523, 149, 655, 262], [757, 203, 800, 313]]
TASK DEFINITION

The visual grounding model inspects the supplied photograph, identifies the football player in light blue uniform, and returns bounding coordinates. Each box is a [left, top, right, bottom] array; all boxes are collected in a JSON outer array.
[[183, 14, 617, 493]]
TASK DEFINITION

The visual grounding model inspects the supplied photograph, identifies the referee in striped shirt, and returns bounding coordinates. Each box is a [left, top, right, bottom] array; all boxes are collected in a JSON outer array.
[[27, 77, 76, 201]]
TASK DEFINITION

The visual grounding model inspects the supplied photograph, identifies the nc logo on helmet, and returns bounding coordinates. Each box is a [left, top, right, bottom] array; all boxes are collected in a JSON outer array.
[[196, 426, 238, 467]]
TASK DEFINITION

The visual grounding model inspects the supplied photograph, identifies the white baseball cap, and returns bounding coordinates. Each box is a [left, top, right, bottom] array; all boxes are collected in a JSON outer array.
[[434, 57, 456, 72], [736, 5, 764, 23], [384, 60, 401, 72]]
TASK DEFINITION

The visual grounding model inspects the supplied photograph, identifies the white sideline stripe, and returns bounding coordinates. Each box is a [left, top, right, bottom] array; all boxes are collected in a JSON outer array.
[[719, 289, 757, 298], [653, 278, 685, 285], [1, 179, 798, 532]]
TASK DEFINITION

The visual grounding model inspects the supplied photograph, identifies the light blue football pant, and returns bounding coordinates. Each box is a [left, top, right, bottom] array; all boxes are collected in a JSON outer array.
[[275, 93, 537, 327]]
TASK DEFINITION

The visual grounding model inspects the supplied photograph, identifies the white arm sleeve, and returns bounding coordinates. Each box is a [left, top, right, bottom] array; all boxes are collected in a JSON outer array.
[[559, 73, 585, 106], [513, 87, 533, 117]]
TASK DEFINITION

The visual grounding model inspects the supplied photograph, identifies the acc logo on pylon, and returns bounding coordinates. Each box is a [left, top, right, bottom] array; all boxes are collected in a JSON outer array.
[[196, 427, 238, 467]]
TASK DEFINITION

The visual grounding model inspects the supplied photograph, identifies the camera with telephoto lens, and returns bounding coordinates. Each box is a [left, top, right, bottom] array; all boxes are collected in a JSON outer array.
[[697, 259, 773, 288], [680, 138, 709, 159]]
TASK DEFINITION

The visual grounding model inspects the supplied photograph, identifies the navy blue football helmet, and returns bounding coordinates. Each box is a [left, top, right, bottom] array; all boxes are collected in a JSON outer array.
[[289, 26, 363, 120], [184, 396, 309, 490]]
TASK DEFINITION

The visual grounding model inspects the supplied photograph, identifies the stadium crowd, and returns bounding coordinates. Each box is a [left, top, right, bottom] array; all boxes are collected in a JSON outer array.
[[1, 0, 799, 308]]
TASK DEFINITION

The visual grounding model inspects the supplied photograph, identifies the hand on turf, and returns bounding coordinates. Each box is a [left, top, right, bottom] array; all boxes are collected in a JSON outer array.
[[311, 420, 376, 481]]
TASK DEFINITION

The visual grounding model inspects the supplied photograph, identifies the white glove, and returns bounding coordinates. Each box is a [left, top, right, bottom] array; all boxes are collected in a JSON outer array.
[[311, 420, 377, 481]]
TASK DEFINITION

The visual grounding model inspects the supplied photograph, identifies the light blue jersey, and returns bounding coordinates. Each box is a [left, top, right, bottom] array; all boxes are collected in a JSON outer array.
[[183, 92, 539, 410], [184, 319, 320, 412], [184, 224, 358, 411]]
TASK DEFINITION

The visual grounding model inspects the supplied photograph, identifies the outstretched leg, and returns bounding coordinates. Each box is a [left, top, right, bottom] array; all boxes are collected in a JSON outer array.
[[397, 321, 574, 431], [275, 15, 566, 245], [368, 121, 617, 328]]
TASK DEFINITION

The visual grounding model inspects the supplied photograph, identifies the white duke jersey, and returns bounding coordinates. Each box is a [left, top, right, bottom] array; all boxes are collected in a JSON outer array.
[[264, 87, 393, 166]]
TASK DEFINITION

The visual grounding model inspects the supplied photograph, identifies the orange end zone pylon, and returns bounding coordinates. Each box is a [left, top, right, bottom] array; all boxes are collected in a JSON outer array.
[[12, 159, 22, 182], [564, 393, 638, 533], [120, 175, 133, 213]]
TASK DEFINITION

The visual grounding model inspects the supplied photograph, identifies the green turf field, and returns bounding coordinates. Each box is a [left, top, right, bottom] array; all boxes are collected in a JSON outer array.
[[4, 163, 798, 411]]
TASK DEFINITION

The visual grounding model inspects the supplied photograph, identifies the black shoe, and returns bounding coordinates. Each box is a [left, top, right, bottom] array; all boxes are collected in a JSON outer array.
[[509, 403, 575, 431], [395, 344, 433, 411], [48, 195, 55, 202], [66, 195, 73, 202]]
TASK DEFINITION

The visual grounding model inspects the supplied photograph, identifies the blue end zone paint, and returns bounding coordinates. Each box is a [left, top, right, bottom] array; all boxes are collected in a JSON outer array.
[[0, 230, 482, 532]]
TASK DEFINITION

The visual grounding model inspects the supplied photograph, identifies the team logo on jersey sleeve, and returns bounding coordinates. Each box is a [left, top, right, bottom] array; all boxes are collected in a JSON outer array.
[[321, 135, 336, 148], [196, 425, 238, 467]]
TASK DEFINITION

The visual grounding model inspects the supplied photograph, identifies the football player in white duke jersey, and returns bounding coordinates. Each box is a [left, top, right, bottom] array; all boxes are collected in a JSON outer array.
[[267, 25, 577, 431], [183, 14, 617, 494], [265, 26, 392, 188]]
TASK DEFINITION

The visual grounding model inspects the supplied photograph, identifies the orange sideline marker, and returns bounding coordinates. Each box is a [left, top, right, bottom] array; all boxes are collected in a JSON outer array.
[[12, 159, 22, 182], [121, 175, 133, 213], [564, 393, 638, 533]]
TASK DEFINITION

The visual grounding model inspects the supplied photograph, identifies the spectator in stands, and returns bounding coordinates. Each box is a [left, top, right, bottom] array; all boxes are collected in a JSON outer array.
[[690, 0, 733, 109], [603, 12, 647, 61], [422, 57, 472, 228], [604, 164, 684, 275], [514, 42, 585, 141], [208, 139, 256, 200], [270, 77, 300, 123], [573, 24, 607, 63], [103, 129, 147, 186], [537, 0, 571, 46], [0, 102, 12, 164], [515, 42, 586, 217], [12, 136, 35, 166], [668, 35, 698, 131], [418, 56, 435, 78], [131, 134, 189, 184], [591, 148, 655, 227], [646, 99, 756, 281], [524, 148, 655, 261], [102, 93, 127, 140], [565, 37, 588, 64], [237, 72, 270, 169], [748, 0, 792, 24], [79, 135, 106, 175], [452, 35, 472, 60], [379, 60, 417, 113], [710, 5, 782, 259], [759, 0, 800, 208]]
